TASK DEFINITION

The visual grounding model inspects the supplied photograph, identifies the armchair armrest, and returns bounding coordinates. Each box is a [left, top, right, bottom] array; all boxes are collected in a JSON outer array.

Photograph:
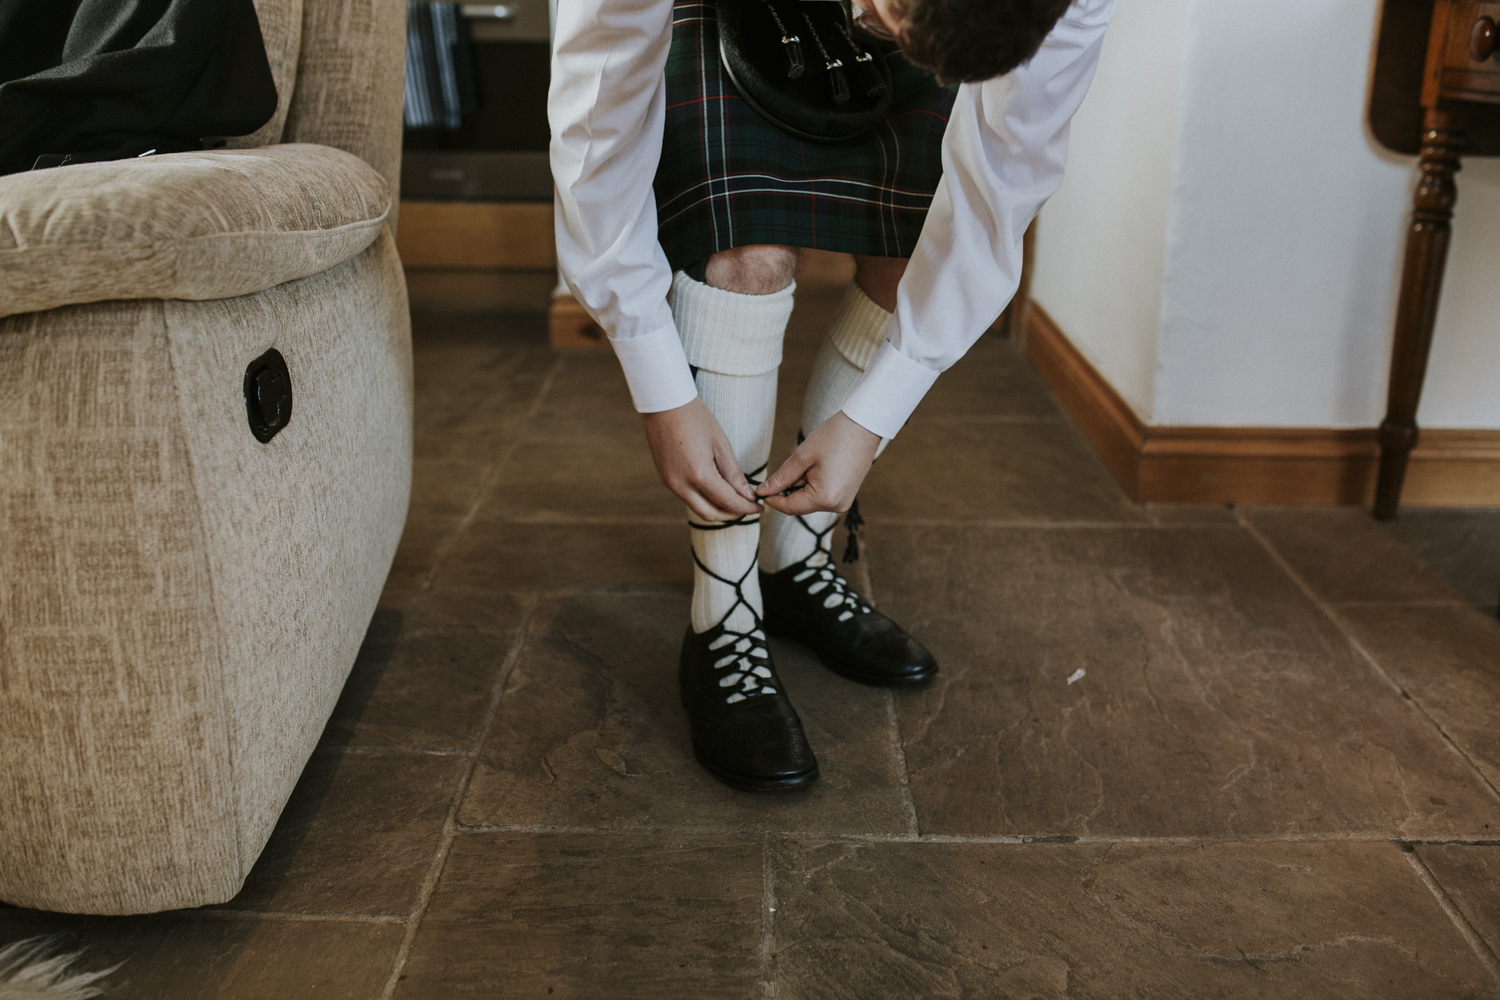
[[0, 144, 390, 319]]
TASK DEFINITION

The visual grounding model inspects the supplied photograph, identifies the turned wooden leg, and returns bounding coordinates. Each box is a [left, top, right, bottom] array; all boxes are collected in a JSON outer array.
[[1375, 108, 1464, 520]]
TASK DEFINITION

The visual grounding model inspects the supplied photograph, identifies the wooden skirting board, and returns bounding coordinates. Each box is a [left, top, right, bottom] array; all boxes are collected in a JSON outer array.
[[1025, 305, 1500, 506], [397, 201, 555, 269]]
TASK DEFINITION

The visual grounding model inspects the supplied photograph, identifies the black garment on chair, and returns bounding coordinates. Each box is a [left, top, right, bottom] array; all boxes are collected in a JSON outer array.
[[0, 0, 277, 175]]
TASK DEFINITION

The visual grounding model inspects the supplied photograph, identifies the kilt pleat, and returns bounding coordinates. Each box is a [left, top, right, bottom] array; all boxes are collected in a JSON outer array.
[[653, 0, 957, 269]]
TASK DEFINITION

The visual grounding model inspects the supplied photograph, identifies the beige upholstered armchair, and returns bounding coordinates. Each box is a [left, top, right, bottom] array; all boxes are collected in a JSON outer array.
[[0, 0, 410, 914]]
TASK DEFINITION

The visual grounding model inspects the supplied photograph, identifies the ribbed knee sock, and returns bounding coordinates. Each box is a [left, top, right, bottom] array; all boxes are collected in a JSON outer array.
[[761, 281, 891, 574], [672, 271, 796, 634]]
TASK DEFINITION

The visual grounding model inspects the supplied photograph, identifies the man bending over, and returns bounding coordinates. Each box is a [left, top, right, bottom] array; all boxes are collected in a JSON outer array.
[[551, 0, 1116, 791]]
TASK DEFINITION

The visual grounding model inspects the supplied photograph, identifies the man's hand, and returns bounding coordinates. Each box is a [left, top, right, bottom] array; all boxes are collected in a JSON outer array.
[[757, 412, 880, 516], [642, 397, 763, 522]]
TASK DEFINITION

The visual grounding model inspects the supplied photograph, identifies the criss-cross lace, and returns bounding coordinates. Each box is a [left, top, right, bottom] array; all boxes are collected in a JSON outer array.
[[788, 513, 872, 623], [689, 464, 779, 705], [688, 551, 780, 704]]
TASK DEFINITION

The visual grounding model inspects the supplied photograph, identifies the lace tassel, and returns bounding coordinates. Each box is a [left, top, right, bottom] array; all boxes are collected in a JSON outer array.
[[842, 496, 865, 563]]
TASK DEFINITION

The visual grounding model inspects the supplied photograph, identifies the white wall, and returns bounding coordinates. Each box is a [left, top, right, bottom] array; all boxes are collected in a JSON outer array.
[[1032, 0, 1500, 430], [1030, 0, 1192, 419], [1423, 157, 1500, 427]]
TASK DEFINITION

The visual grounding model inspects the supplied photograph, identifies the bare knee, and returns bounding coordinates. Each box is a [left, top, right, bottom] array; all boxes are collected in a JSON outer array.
[[704, 245, 799, 295], [853, 255, 907, 313]]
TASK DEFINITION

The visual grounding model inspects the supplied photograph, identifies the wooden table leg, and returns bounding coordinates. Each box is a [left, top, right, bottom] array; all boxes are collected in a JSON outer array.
[[1375, 107, 1464, 519]]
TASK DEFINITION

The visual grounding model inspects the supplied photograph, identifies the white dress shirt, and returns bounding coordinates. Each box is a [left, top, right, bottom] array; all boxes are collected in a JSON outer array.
[[550, 0, 1116, 440]]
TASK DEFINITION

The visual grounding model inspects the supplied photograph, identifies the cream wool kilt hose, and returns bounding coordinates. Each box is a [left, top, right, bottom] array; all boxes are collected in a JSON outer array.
[[672, 271, 794, 634], [762, 281, 891, 573]]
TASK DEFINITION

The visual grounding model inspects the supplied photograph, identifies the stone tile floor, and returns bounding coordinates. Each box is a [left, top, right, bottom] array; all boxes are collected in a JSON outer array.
[[5, 281, 1500, 998]]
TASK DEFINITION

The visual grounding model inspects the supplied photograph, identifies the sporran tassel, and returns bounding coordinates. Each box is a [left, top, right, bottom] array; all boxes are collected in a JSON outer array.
[[782, 34, 805, 78], [838, 24, 886, 98], [761, 2, 805, 78], [852, 51, 885, 97], [827, 60, 850, 104], [802, 13, 850, 105]]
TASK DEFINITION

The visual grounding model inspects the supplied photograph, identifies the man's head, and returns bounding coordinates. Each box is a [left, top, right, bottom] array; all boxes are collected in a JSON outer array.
[[852, 0, 1072, 84]]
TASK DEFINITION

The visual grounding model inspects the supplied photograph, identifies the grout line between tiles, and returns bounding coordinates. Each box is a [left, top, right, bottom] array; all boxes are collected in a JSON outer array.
[[759, 834, 777, 1000], [1332, 599, 1476, 608], [1234, 510, 1500, 809], [189, 910, 408, 925], [886, 691, 920, 838], [419, 356, 566, 590], [450, 822, 938, 840], [317, 747, 470, 757], [846, 530, 920, 836], [1396, 838, 1500, 846], [1402, 846, 1500, 987], [446, 822, 1497, 846], [377, 595, 541, 1000]]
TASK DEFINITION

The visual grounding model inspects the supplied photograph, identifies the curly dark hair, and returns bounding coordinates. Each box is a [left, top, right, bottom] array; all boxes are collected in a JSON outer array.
[[896, 0, 1072, 84]]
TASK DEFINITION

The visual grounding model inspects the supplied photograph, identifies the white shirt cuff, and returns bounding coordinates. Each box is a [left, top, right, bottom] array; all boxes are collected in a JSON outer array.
[[610, 325, 699, 413], [841, 341, 940, 440]]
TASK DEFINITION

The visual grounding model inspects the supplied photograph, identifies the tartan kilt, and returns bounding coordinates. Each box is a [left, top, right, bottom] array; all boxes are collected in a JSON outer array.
[[654, 0, 958, 269]]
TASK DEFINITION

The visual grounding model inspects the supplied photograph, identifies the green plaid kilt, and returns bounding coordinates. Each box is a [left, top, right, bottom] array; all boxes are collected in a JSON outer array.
[[654, 0, 958, 269]]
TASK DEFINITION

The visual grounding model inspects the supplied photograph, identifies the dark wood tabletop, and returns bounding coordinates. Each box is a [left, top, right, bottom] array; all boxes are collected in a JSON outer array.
[[1371, 0, 1500, 155]]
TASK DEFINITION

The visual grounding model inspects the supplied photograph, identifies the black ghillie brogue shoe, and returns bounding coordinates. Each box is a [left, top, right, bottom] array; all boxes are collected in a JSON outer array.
[[760, 554, 938, 687], [679, 620, 820, 792]]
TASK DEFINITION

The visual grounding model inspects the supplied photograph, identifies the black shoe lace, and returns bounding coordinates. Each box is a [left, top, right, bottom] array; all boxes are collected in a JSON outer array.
[[689, 464, 779, 704], [789, 431, 865, 564], [789, 513, 872, 622]]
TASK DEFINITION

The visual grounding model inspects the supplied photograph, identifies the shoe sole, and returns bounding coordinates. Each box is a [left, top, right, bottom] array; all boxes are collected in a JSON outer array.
[[762, 626, 938, 688], [691, 742, 820, 793]]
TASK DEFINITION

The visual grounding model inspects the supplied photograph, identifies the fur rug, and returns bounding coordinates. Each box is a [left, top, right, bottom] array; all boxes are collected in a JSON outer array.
[[0, 939, 114, 1000]]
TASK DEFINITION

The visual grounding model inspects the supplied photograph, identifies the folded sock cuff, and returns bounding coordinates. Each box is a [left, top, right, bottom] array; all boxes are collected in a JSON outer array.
[[828, 281, 892, 372], [672, 271, 794, 376]]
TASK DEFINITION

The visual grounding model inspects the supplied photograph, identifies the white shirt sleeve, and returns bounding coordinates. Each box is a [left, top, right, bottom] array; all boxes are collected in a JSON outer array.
[[549, 0, 698, 414], [842, 0, 1118, 440]]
